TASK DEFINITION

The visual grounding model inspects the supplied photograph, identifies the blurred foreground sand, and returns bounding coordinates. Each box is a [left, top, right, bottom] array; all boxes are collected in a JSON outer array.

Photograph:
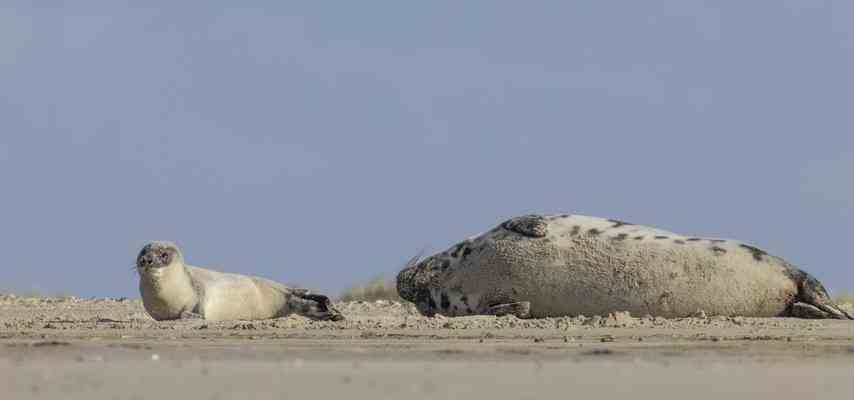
[[2, 295, 854, 400]]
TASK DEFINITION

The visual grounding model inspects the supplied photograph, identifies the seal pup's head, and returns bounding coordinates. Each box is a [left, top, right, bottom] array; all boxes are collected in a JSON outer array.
[[136, 241, 184, 276]]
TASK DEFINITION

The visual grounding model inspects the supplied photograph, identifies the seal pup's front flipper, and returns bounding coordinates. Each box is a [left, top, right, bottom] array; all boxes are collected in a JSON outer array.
[[485, 301, 532, 319]]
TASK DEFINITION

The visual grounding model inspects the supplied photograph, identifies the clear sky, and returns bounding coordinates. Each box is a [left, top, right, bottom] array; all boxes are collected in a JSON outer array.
[[1, 2, 852, 298]]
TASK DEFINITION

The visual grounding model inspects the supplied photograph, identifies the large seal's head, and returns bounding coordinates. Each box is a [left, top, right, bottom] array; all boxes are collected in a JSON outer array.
[[396, 255, 441, 316], [136, 241, 184, 275]]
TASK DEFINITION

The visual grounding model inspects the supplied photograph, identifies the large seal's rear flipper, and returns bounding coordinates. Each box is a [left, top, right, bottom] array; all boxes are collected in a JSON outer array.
[[790, 302, 850, 319], [788, 271, 853, 320]]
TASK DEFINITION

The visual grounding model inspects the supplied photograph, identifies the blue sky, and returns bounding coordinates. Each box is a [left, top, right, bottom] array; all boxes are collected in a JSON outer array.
[[1, 2, 852, 297]]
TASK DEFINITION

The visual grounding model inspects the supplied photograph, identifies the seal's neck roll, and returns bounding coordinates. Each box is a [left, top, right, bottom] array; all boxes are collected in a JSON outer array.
[[137, 242, 198, 321], [139, 263, 197, 318]]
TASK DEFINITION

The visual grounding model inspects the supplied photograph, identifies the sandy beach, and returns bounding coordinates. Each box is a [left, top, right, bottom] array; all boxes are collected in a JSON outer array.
[[2, 295, 854, 399]]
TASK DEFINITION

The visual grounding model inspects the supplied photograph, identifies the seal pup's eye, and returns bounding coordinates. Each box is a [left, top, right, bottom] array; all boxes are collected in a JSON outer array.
[[159, 253, 170, 262]]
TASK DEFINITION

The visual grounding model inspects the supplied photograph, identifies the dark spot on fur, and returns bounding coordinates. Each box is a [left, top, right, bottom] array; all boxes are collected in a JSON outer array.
[[611, 233, 629, 241], [710, 239, 726, 243], [588, 228, 602, 236], [570, 225, 581, 236], [460, 295, 469, 305], [561, 214, 571, 218], [462, 247, 472, 258], [739, 244, 767, 261], [711, 246, 727, 255], [634, 236, 644, 240], [655, 236, 668, 240], [608, 219, 632, 228], [673, 239, 685, 244], [440, 293, 451, 310], [466, 307, 473, 313], [452, 305, 458, 311], [440, 259, 450, 271], [686, 238, 702, 242]]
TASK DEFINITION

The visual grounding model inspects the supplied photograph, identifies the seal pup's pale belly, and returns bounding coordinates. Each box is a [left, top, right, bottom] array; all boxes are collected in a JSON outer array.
[[186, 266, 292, 321]]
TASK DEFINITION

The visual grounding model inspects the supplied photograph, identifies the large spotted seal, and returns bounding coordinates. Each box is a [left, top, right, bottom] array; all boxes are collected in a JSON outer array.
[[397, 214, 852, 320], [136, 241, 344, 321]]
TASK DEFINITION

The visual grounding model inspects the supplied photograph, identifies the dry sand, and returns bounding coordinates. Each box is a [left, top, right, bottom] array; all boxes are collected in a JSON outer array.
[[2, 295, 854, 399]]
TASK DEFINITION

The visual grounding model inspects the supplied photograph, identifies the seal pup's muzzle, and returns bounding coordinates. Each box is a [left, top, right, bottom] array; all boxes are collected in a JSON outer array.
[[136, 241, 182, 273]]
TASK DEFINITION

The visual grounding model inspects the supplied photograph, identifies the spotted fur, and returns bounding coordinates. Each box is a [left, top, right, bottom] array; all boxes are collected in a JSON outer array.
[[396, 214, 851, 320]]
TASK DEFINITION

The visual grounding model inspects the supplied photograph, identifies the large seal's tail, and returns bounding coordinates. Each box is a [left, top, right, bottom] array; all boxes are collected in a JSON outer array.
[[788, 270, 853, 320]]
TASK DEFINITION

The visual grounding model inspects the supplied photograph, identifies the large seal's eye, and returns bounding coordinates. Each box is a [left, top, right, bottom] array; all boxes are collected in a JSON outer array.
[[160, 253, 169, 262]]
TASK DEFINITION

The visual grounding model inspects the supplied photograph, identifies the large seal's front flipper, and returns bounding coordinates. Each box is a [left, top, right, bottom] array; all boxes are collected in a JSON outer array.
[[179, 310, 204, 320], [789, 271, 853, 320], [501, 215, 548, 238], [485, 301, 532, 319]]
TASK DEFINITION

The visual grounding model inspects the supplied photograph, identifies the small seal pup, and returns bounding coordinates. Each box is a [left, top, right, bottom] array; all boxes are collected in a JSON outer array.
[[136, 241, 344, 321], [397, 214, 852, 320]]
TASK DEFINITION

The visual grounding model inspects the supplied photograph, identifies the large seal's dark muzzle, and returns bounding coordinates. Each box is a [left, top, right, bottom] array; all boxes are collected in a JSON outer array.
[[396, 255, 441, 316]]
